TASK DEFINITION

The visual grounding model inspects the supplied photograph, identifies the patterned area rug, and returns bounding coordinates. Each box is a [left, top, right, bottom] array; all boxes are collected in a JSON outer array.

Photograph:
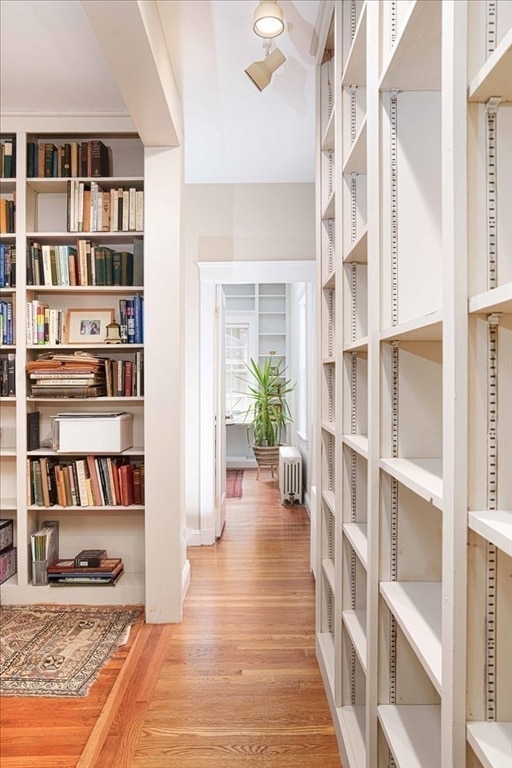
[[226, 469, 244, 499], [0, 604, 141, 697]]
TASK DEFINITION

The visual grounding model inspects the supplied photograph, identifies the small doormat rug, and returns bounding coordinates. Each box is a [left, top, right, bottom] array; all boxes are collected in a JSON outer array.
[[226, 469, 244, 499], [0, 604, 141, 697]]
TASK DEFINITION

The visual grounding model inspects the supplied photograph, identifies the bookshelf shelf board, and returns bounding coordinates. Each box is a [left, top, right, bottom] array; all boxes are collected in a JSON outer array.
[[0, 233, 15, 242], [0, 447, 16, 457], [4, 571, 145, 606], [322, 557, 335, 593], [27, 446, 145, 457], [26, 231, 143, 245], [342, 610, 367, 673], [0, 345, 16, 351], [341, 3, 367, 85], [28, 397, 144, 404], [377, 705, 440, 768], [468, 510, 512, 557], [0, 286, 17, 294], [380, 310, 443, 342], [379, 457, 443, 509], [27, 343, 143, 351], [322, 489, 336, 516], [380, 581, 442, 692], [322, 270, 336, 290], [343, 523, 368, 568], [468, 30, 512, 102], [469, 282, 512, 314], [343, 226, 367, 264], [379, 0, 442, 92], [343, 337, 368, 353], [321, 420, 336, 436], [317, 631, 335, 693], [30, 285, 144, 295], [322, 191, 336, 221], [322, 356, 336, 366], [342, 434, 368, 458], [0, 396, 16, 404], [27, 177, 144, 194], [338, 706, 366, 768], [466, 722, 512, 768], [27, 503, 145, 513], [342, 118, 367, 174], [0, 179, 16, 193], [0, 574, 18, 590], [322, 109, 335, 152], [0, 497, 16, 510]]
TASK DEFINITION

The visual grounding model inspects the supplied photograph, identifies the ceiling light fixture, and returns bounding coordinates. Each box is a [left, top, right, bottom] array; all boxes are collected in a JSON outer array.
[[252, 0, 285, 38], [245, 40, 286, 91]]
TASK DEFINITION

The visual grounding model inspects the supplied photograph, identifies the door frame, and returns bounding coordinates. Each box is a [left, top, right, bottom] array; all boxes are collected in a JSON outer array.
[[198, 260, 315, 545]]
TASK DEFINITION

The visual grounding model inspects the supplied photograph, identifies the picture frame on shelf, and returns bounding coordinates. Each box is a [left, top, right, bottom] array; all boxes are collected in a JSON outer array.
[[65, 308, 115, 344]]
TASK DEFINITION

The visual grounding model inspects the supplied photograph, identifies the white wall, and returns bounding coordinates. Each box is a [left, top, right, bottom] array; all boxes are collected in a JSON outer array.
[[183, 183, 315, 535]]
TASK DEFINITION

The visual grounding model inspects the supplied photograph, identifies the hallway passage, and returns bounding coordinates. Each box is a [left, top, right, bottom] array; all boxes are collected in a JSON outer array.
[[0, 470, 342, 767], [125, 469, 341, 766]]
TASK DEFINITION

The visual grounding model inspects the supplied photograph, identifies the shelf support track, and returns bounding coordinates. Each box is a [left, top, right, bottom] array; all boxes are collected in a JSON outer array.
[[390, 90, 399, 326], [350, 85, 357, 147], [486, 0, 497, 56], [389, 342, 400, 728], [390, 0, 398, 47], [486, 313, 501, 720], [485, 97, 501, 290], [350, 172, 358, 245], [349, 353, 358, 705]]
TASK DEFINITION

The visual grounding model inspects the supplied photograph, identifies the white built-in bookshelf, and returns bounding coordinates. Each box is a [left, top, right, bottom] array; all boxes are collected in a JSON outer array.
[[0, 127, 147, 606], [314, 2, 512, 767]]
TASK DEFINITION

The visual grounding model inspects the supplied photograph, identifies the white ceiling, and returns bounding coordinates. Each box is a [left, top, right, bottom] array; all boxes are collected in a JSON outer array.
[[0, 0, 320, 184]]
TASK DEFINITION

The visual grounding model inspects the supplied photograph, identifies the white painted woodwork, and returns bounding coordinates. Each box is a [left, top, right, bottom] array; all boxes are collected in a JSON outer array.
[[468, 510, 512, 557], [377, 705, 441, 768], [466, 721, 512, 768]]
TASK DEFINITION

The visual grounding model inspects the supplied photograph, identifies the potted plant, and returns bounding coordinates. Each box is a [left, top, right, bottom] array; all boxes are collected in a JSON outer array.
[[241, 356, 295, 477]]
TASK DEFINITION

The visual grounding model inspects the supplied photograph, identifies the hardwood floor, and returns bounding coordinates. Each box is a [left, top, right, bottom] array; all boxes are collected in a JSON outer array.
[[0, 470, 341, 767]]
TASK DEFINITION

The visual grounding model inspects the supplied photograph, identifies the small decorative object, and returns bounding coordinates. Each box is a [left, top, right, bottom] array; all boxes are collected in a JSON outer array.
[[65, 308, 115, 344], [104, 321, 122, 344]]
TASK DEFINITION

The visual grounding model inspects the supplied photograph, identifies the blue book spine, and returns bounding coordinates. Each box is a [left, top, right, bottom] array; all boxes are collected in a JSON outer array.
[[133, 295, 143, 343]]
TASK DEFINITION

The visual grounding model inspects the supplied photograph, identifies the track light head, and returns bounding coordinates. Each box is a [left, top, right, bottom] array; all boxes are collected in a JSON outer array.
[[252, 0, 285, 39], [245, 47, 286, 91]]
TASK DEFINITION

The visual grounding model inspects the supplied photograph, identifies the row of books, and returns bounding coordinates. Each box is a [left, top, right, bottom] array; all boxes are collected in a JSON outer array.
[[0, 353, 16, 396], [0, 138, 15, 178], [0, 298, 15, 345], [27, 351, 144, 398], [31, 520, 59, 585], [67, 181, 143, 233], [0, 244, 16, 287], [27, 139, 110, 179], [27, 238, 143, 287], [28, 456, 145, 508], [0, 197, 15, 234], [26, 296, 144, 346], [48, 553, 124, 587]]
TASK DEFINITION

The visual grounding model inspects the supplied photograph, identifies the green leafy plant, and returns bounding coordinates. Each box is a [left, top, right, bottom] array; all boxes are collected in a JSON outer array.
[[241, 357, 295, 447]]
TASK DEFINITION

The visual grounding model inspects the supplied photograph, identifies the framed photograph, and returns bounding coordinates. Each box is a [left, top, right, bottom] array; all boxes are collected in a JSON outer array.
[[65, 308, 115, 344]]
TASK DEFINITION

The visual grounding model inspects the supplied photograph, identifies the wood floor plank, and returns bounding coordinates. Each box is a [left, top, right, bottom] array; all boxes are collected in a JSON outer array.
[[0, 470, 342, 767]]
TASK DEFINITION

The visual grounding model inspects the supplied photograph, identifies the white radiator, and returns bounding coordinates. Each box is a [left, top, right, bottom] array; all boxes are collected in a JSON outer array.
[[279, 447, 302, 505]]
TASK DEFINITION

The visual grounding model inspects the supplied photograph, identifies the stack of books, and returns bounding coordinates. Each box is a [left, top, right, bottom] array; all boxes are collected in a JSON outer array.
[[47, 549, 124, 587], [26, 351, 106, 398]]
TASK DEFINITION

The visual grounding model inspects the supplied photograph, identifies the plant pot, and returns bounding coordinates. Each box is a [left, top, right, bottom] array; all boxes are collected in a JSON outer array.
[[252, 444, 281, 480]]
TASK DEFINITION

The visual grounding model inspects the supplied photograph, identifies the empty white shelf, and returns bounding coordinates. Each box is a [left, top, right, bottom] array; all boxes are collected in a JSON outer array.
[[322, 191, 335, 220], [380, 0, 442, 91], [343, 118, 367, 174], [342, 434, 368, 459], [380, 581, 442, 693], [468, 510, 512, 557], [343, 337, 368, 353], [379, 457, 443, 509], [342, 610, 367, 673], [322, 558, 336, 593], [339, 705, 366, 768], [341, 3, 367, 85], [378, 705, 441, 768], [380, 310, 443, 342], [343, 523, 368, 569], [343, 226, 368, 264], [322, 108, 335, 152], [469, 282, 512, 315], [322, 489, 336, 516], [466, 721, 512, 768], [468, 30, 512, 102]]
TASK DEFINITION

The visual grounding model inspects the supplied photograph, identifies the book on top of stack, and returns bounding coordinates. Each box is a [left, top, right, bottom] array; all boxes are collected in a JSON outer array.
[[26, 351, 106, 398], [47, 548, 124, 586]]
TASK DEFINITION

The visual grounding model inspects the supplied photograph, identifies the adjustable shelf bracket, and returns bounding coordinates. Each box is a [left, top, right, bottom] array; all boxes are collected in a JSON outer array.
[[486, 312, 501, 720], [390, 90, 399, 326], [485, 97, 501, 290], [486, 0, 497, 57], [389, 340, 400, 711], [350, 85, 358, 147]]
